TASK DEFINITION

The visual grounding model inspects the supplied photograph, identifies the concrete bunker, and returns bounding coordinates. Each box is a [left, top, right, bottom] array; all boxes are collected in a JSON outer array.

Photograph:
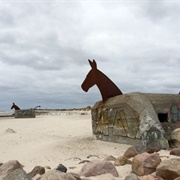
[[14, 109, 36, 118], [91, 92, 180, 149]]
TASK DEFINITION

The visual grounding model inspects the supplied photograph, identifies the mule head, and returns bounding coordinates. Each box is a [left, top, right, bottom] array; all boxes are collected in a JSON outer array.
[[11, 102, 20, 110], [11, 103, 15, 109], [81, 59, 98, 92]]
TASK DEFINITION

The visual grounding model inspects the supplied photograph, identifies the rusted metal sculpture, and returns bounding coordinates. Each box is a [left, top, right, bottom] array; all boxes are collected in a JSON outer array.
[[81, 59, 123, 102], [11, 103, 20, 110]]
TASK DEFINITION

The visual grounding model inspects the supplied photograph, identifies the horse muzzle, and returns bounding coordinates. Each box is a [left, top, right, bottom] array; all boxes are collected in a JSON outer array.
[[81, 84, 89, 92]]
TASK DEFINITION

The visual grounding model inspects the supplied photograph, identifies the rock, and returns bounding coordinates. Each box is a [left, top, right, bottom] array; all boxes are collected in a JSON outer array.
[[28, 166, 45, 178], [79, 160, 119, 177], [139, 174, 164, 180], [132, 152, 161, 176], [4, 128, 16, 134], [103, 155, 116, 161], [124, 173, 139, 180], [55, 164, 67, 173], [38, 170, 76, 180], [156, 159, 180, 180], [114, 156, 132, 166], [147, 146, 160, 154], [123, 145, 146, 158], [0, 160, 24, 178], [68, 172, 81, 180], [2, 168, 31, 180], [170, 148, 180, 156], [171, 128, 180, 148]]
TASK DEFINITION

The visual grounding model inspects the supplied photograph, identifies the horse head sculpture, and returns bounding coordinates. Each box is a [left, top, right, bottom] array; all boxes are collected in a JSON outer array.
[[11, 103, 20, 110], [81, 59, 123, 102]]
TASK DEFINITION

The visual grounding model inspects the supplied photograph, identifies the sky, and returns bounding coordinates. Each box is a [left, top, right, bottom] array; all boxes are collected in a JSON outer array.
[[0, 1, 180, 111]]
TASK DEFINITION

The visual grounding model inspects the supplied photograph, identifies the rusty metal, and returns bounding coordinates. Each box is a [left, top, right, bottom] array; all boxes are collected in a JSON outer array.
[[81, 59, 123, 102], [11, 103, 20, 110]]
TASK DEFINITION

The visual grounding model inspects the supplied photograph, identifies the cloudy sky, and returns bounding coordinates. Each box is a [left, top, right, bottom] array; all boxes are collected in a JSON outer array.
[[0, 1, 180, 111]]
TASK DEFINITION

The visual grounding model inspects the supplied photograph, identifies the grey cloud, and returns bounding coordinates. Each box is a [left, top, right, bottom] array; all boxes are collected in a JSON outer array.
[[139, 1, 180, 23], [0, 2, 180, 111]]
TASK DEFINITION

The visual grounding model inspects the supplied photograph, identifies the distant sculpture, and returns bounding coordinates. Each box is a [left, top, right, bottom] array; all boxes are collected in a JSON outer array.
[[81, 59, 123, 102], [11, 103, 20, 110], [34, 105, 41, 110]]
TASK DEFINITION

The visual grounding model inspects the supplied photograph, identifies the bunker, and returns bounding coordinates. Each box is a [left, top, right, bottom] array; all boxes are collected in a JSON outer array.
[[91, 92, 180, 149], [14, 109, 36, 118]]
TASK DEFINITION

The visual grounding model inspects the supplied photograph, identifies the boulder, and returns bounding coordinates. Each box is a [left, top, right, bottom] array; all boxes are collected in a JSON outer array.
[[156, 159, 180, 180], [171, 128, 180, 148], [170, 148, 180, 156], [123, 145, 146, 158], [2, 169, 31, 180], [0, 160, 24, 178], [147, 146, 160, 154], [132, 152, 161, 176], [79, 160, 119, 177]]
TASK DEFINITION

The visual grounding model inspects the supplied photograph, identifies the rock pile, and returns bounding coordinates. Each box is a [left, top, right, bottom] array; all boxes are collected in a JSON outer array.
[[1, 145, 180, 180]]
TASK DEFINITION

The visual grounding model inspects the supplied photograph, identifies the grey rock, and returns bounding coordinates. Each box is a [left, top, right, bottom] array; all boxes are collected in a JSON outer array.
[[0, 160, 24, 177], [55, 164, 67, 173], [79, 160, 119, 177], [124, 173, 139, 180], [38, 170, 76, 180], [2, 168, 31, 180], [171, 128, 180, 148]]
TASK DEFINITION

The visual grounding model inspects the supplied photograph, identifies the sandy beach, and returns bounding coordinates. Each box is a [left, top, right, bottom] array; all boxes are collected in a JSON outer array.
[[0, 111, 173, 179]]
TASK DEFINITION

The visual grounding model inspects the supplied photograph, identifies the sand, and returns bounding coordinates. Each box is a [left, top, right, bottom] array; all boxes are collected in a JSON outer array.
[[0, 111, 173, 179]]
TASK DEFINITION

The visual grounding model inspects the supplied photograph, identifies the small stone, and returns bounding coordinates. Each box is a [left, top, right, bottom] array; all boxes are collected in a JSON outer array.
[[170, 148, 180, 156], [55, 163, 67, 173], [114, 156, 132, 166]]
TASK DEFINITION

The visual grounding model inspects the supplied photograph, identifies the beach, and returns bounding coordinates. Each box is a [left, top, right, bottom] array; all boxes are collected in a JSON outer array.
[[0, 111, 172, 179]]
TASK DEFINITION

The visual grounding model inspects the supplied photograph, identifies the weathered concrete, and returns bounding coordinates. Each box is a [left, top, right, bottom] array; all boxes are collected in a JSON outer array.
[[91, 92, 180, 149], [14, 109, 36, 118]]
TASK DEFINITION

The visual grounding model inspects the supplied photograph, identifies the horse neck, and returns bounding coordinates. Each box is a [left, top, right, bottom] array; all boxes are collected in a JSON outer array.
[[13, 105, 19, 110], [96, 70, 122, 102]]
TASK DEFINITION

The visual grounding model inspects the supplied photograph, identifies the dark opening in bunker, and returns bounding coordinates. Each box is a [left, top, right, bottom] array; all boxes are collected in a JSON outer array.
[[158, 113, 168, 122]]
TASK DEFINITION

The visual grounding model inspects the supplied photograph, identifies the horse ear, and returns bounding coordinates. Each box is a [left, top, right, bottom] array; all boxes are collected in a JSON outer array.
[[92, 59, 97, 69], [88, 59, 93, 67], [88, 59, 97, 69]]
